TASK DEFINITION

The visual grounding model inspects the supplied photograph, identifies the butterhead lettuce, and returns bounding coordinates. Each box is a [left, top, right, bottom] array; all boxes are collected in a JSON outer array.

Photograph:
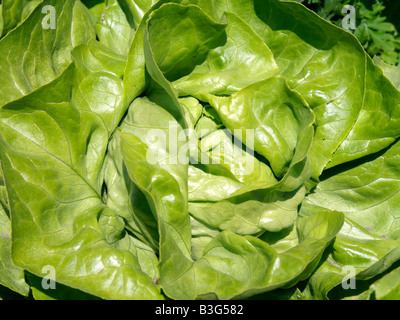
[[0, 0, 399, 300]]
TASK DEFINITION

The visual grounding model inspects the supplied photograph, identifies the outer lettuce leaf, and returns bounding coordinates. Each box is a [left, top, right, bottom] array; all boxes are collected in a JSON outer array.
[[370, 267, 400, 300], [0, 40, 163, 299], [0, 4, 3, 38], [0, 198, 30, 296], [0, 158, 29, 296], [26, 272, 101, 300], [307, 140, 400, 241], [0, 0, 95, 107], [327, 57, 400, 168], [0, 0, 40, 37], [373, 56, 400, 90], [301, 139, 400, 299]]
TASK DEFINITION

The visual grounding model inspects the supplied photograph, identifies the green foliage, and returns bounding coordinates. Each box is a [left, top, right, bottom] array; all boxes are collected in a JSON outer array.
[[292, 0, 400, 65]]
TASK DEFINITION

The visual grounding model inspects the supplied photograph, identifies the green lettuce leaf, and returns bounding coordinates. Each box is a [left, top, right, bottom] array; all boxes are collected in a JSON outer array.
[[373, 56, 400, 90], [0, 0, 40, 37], [94, 0, 133, 55], [370, 266, 400, 300], [172, 11, 279, 96], [302, 139, 400, 299], [0, 43, 163, 299], [0, 0, 95, 107], [0, 196, 30, 296]]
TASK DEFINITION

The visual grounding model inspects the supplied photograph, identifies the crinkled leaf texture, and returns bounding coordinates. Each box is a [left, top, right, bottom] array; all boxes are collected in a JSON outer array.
[[0, 61, 163, 299], [120, 99, 344, 299], [1, 0, 400, 300]]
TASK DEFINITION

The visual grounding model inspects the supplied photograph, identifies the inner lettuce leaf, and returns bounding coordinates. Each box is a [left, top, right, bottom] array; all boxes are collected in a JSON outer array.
[[198, 76, 313, 178], [1, 0, 400, 301], [94, 0, 133, 55], [119, 101, 344, 299], [172, 11, 280, 96]]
